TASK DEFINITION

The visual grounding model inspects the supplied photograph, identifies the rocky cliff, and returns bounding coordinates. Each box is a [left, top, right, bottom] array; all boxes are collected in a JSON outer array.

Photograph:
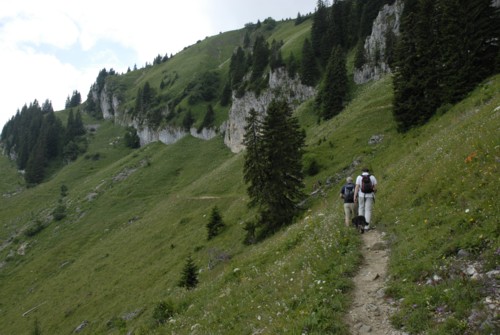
[[92, 67, 315, 152], [224, 68, 316, 153], [90, 84, 218, 147], [353, 0, 404, 84]]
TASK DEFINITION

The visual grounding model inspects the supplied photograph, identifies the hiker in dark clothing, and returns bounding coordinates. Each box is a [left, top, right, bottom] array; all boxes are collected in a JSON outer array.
[[340, 176, 356, 227]]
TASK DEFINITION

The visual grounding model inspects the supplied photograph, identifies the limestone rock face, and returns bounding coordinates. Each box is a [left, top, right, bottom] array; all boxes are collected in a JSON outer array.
[[224, 68, 315, 153], [89, 67, 314, 152], [354, 0, 404, 84], [92, 83, 218, 147]]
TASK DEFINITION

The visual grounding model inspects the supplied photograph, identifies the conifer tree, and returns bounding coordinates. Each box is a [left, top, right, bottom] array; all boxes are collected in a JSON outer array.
[[25, 140, 46, 185], [311, 0, 330, 64], [74, 111, 85, 137], [243, 100, 305, 238], [251, 35, 270, 82], [66, 110, 85, 142], [269, 39, 284, 70], [243, 30, 251, 48], [330, 0, 347, 49], [316, 46, 348, 120], [178, 255, 198, 289], [68, 90, 81, 108], [259, 99, 305, 234], [436, 0, 499, 102], [243, 108, 265, 208], [354, 39, 366, 70], [41, 99, 53, 114], [393, 0, 499, 131], [393, 0, 439, 131], [300, 38, 319, 86], [295, 12, 305, 25], [229, 47, 247, 89], [66, 110, 75, 141], [42, 111, 63, 159], [206, 206, 225, 240]]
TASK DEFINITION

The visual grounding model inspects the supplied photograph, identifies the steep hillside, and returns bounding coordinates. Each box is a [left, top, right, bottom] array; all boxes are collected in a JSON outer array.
[[1, 2, 499, 333], [1, 73, 498, 334], [91, 18, 314, 147]]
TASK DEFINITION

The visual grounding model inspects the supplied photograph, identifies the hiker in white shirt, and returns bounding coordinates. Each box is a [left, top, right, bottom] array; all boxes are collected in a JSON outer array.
[[354, 168, 377, 230]]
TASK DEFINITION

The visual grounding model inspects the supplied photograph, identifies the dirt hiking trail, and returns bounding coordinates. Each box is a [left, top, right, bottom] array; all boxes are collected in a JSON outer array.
[[346, 228, 405, 335]]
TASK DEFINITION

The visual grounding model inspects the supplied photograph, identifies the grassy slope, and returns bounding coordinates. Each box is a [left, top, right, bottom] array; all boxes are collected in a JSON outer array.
[[105, 18, 312, 130], [2, 74, 497, 334], [375, 76, 500, 334], [0, 18, 498, 334]]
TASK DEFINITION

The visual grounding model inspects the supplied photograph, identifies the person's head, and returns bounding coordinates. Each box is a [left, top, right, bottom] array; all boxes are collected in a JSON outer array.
[[346, 176, 353, 183], [362, 167, 370, 173]]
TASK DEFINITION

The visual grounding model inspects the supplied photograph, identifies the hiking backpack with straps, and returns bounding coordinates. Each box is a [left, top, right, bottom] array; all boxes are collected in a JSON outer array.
[[361, 174, 374, 193], [344, 184, 354, 202]]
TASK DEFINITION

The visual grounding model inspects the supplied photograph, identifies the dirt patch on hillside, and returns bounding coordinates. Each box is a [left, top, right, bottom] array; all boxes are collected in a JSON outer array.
[[346, 229, 404, 335]]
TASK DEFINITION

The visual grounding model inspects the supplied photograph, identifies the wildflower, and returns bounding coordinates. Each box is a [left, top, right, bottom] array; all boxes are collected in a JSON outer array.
[[465, 151, 477, 163]]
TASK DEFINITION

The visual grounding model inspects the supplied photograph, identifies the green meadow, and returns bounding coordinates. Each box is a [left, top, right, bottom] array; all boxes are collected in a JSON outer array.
[[0, 14, 498, 334]]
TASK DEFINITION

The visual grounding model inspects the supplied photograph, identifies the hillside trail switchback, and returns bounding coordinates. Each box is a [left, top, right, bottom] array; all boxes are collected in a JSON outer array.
[[346, 228, 404, 335]]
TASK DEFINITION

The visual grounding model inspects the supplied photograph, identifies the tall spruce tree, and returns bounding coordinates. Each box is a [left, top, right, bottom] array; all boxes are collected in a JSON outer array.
[[25, 139, 46, 185], [269, 39, 284, 70], [251, 35, 270, 82], [229, 47, 247, 89], [393, 0, 439, 131], [330, 1, 347, 49], [316, 46, 348, 119], [393, 0, 499, 132], [243, 109, 265, 208], [259, 99, 305, 234], [436, 0, 499, 103], [311, 0, 331, 66], [300, 38, 319, 86], [243, 100, 305, 237]]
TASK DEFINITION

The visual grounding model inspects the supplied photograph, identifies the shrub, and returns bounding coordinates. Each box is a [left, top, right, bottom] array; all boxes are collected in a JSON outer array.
[[152, 300, 175, 325], [178, 255, 199, 289], [206, 206, 225, 240], [306, 158, 320, 176], [24, 221, 45, 237], [53, 201, 66, 221], [124, 127, 140, 148]]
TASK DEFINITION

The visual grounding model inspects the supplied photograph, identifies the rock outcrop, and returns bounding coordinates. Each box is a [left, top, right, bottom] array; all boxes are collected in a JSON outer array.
[[224, 68, 315, 153], [354, 0, 404, 84], [91, 67, 314, 153]]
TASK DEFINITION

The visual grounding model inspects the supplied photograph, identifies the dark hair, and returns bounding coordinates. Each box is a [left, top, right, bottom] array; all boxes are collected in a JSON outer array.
[[362, 167, 370, 173]]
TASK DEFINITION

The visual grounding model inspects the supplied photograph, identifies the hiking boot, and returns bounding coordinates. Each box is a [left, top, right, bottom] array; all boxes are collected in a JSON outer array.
[[364, 225, 370, 231]]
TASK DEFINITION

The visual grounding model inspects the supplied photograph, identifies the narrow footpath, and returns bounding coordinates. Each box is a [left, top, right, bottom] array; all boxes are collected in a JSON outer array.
[[346, 229, 404, 335]]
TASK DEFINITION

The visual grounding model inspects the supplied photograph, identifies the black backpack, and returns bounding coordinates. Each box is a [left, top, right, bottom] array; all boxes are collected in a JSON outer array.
[[361, 174, 374, 193], [344, 184, 354, 202]]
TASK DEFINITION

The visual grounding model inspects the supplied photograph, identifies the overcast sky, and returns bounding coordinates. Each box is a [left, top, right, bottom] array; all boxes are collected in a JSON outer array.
[[0, 0, 316, 131]]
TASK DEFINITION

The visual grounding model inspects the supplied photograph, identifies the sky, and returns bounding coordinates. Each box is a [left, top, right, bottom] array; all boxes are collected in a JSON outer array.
[[0, 0, 316, 131]]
